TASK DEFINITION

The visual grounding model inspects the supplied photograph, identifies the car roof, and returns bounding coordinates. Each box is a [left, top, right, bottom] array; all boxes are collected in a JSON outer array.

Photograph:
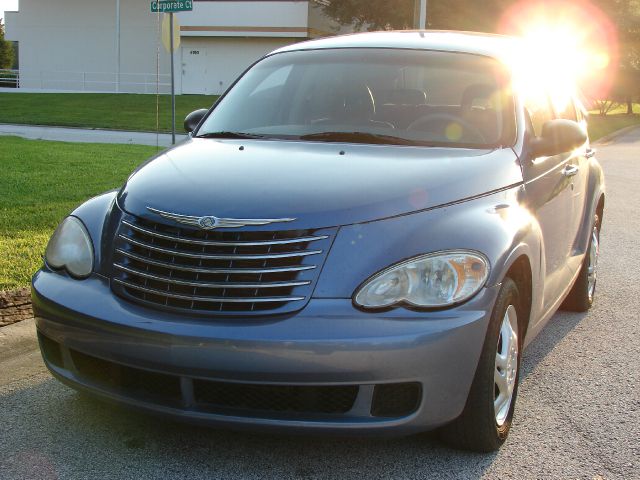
[[273, 30, 519, 60]]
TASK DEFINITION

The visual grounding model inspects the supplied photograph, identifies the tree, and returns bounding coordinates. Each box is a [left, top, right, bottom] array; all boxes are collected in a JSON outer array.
[[427, 0, 512, 31], [592, 0, 640, 70], [609, 67, 640, 114], [316, 0, 514, 32], [0, 19, 15, 70], [594, 1, 640, 113], [316, 0, 415, 31], [591, 98, 619, 116]]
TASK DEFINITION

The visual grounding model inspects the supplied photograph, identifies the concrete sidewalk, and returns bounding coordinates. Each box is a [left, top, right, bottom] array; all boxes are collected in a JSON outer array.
[[0, 318, 41, 388], [0, 123, 186, 147]]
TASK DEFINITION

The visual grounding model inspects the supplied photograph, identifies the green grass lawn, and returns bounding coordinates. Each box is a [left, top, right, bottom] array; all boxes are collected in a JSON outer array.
[[0, 93, 218, 133], [586, 113, 640, 142], [0, 136, 159, 290]]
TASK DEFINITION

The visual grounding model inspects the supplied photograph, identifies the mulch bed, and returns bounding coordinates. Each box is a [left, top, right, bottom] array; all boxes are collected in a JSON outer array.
[[0, 288, 33, 327]]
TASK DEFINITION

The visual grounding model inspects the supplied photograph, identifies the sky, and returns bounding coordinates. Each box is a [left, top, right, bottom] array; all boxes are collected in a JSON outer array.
[[1, 0, 18, 18]]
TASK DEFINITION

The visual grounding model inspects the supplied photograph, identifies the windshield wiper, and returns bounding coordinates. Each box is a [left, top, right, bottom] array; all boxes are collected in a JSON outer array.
[[195, 131, 267, 139], [299, 131, 418, 146]]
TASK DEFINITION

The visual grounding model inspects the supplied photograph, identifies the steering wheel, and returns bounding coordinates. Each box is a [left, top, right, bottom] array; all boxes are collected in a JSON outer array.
[[407, 113, 486, 143]]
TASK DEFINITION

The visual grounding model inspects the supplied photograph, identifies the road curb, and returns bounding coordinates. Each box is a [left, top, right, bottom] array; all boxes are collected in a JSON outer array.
[[594, 124, 640, 145]]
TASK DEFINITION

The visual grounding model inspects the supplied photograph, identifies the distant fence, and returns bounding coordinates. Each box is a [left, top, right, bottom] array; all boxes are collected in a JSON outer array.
[[0, 70, 172, 94], [0, 69, 19, 88]]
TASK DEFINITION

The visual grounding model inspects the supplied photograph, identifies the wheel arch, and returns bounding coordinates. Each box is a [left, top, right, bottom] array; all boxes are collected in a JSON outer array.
[[575, 158, 606, 253], [502, 254, 533, 340], [596, 193, 605, 222]]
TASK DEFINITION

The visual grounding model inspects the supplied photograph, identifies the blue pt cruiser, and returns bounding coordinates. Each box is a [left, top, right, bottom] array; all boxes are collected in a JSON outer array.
[[33, 31, 604, 452]]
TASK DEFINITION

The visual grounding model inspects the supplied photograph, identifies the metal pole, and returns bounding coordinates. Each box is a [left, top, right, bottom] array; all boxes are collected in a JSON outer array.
[[170, 12, 176, 145], [116, 0, 121, 93], [414, 0, 427, 29], [419, 0, 427, 29]]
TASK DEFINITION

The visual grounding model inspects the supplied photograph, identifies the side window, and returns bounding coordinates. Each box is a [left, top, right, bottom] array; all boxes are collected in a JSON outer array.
[[556, 100, 578, 121], [524, 94, 554, 137], [575, 104, 585, 123]]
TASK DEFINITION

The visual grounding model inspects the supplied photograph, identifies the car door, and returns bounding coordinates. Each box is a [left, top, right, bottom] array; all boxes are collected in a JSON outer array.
[[521, 93, 577, 313], [555, 99, 592, 274]]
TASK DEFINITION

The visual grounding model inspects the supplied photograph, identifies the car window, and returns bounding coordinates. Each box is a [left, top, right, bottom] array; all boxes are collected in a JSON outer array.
[[524, 94, 554, 137], [556, 99, 578, 121], [198, 48, 516, 148], [574, 101, 586, 123]]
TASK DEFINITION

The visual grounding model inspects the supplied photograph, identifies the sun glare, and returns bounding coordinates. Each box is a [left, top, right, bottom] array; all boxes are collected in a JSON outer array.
[[499, 1, 617, 110]]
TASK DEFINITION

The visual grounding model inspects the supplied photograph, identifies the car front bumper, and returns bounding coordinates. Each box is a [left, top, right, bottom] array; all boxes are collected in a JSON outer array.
[[32, 269, 499, 436]]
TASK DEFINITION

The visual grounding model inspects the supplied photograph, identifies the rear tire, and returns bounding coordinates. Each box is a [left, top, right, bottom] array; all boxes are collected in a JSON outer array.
[[439, 277, 523, 452], [562, 213, 600, 312]]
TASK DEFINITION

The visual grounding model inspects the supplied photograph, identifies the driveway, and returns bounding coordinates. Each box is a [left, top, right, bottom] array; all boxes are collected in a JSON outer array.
[[1, 130, 639, 480]]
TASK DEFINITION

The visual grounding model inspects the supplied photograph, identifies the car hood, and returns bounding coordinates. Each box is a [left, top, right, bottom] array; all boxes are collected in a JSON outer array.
[[118, 138, 522, 229]]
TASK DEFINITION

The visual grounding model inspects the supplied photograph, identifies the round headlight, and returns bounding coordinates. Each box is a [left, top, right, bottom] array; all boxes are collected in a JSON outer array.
[[45, 216, 94, 279], [354, 251, 489, 309]]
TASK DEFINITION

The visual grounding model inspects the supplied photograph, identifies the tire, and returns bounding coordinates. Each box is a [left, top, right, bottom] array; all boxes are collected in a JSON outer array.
[[440, 277, 523, 452], [562, 213, 601, 312]]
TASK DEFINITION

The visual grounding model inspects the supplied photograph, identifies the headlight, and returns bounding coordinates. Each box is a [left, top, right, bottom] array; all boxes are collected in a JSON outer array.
[[45, 216, 94, 279], [354, 251, 489, 309]]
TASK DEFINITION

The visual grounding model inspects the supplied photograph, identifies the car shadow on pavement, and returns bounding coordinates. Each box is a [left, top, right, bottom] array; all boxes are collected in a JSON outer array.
[[1, 377, 500, 480], [519, 310, 590, 382], [1, 311, 594, 480], [1, 310, 595, 480]]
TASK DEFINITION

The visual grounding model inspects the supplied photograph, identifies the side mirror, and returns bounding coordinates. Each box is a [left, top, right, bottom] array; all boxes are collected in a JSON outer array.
[[530, 119, 587, 157], [184, 109, 208, 133]]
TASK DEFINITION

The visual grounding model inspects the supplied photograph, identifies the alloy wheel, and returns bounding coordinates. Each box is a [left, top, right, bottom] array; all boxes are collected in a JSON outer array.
[[587, 225, 599, 301], [494, 304, 518, 426]]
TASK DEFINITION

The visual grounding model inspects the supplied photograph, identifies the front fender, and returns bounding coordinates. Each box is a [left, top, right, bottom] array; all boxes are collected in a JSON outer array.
[[314, 187, 541, 301]]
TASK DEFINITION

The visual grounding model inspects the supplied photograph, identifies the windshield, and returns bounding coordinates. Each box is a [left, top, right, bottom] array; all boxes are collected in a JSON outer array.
[[197, 48, 515, 148]]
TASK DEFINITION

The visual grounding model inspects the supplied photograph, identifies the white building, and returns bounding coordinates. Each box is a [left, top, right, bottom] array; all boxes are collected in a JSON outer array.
[[3, 0, 357, 94]]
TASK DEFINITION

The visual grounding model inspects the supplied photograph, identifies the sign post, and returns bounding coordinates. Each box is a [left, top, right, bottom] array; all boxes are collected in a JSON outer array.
[[151, 0, 193, 144], [170, 13, 175, 144], [413, 0, 427, 29]]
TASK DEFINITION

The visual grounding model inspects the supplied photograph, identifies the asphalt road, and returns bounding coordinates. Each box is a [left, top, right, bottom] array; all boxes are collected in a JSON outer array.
[[1, 130, 639, 480]]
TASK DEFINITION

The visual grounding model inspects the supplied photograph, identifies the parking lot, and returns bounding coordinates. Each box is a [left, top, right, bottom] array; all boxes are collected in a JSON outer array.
[[1, 129, 639, 480]]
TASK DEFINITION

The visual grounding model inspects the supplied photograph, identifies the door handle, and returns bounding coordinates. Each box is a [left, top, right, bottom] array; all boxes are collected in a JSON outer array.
[[586, 148, 596, 158], [563, 164, 579, 177]]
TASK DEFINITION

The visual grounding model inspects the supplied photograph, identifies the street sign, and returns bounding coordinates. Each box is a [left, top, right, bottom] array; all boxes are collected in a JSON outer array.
[[151, 0, 193, 13]]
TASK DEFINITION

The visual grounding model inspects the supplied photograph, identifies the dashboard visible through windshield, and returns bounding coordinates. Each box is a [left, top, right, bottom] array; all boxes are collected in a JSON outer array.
[[197, 48, 515, 148]]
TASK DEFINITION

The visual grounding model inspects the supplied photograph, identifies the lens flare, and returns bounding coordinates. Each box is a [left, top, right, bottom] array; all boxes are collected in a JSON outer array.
[[498, 1, 617, 107]]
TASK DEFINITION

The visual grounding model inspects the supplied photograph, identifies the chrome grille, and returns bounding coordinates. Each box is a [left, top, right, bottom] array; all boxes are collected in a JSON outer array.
[[111, 213, 335, 315]]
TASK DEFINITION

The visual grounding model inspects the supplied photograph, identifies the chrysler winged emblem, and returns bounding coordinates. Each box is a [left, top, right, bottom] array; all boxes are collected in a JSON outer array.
[[147, 207, 296, 230]]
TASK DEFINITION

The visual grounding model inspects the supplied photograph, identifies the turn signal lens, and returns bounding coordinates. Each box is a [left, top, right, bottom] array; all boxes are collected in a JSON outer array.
[[45, 216, 94, 279]]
